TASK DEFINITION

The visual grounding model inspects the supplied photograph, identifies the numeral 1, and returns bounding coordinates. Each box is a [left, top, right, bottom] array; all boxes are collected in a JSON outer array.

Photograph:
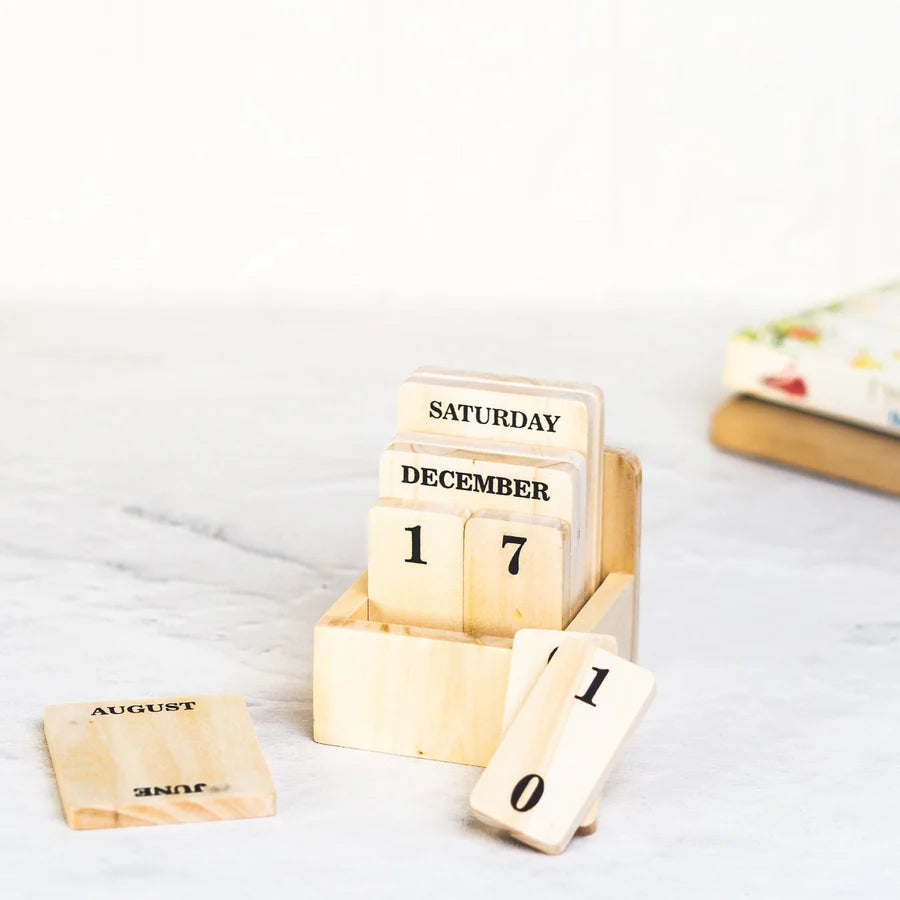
[[404, 525, 426, 565], [573, 666, 609, 707]]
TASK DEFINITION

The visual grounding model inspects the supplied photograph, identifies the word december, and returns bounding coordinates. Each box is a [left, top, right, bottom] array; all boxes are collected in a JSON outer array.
[[90, 701, 197, 716], [401, 464, 550, 500], [429, 401, 561, 433]]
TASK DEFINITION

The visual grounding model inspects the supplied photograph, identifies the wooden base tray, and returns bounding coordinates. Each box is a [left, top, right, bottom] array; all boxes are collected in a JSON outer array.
[[313, 447, 641, 767], [711, 395, 900, 497]]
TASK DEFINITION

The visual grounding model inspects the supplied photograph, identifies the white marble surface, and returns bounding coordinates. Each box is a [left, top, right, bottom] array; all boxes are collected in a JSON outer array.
[[1, 305, 897, 899]]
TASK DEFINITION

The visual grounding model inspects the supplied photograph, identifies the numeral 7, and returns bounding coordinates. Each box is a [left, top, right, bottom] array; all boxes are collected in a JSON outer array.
[[502, 534, 527, 575]]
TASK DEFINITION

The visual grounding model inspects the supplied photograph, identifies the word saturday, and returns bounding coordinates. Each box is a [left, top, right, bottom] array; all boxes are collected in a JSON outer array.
[[429, 401, 561, 433]]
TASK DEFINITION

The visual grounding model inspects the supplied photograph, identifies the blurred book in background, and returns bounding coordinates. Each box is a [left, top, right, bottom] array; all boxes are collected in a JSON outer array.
[[712, 282, 900, 496]]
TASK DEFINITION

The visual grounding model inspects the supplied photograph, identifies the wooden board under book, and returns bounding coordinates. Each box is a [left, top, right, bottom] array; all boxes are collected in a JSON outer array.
[[399, 368, 604, 592], [44, 694, 275, 829], [711, 394, 900, 497]]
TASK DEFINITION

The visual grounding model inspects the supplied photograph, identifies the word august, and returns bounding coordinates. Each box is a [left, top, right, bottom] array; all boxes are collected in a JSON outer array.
[[429, 401, 561, 433], [400, 465, 551, 501], [91, 701, 198, 716]]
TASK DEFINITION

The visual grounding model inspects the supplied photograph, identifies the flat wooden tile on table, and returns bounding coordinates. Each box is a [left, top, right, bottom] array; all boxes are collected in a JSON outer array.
[[44, 694, 275, 830]]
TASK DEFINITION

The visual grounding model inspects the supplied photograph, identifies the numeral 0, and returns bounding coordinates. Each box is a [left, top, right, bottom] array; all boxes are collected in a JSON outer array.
[[501, 534, 527, 574], [510, 773, 544, 812]]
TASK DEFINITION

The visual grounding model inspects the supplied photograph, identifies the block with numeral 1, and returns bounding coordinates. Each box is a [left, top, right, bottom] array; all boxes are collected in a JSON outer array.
[[469, 638, 655, 854], [463, 512, 572, 638], [500, 629, 619, 834], [368, 499, 469, 631]]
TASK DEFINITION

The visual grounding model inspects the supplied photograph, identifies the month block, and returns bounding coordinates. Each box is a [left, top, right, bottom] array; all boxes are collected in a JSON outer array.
[[501, 629, 619, 833], [380, 438, 587, 603], [44, 694, 276, 830], [401, 367, 604, 593], [469, 639, 655, 854], [463, 512, 571, 638], [368, 499, 469, 631]]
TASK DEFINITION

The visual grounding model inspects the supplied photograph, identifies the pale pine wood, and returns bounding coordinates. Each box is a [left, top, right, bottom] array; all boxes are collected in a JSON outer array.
[[711, 394, 900, 496], [600, 448, 641, 660], [44, 694, 275, 830], [500, 629, 618, 834], [314, 574, 513, 766], [312, 446, 641, 767], [567, 571, 635, 663], [469, 641, 655, 854], [368, 499, 469, 631], [313, 571, 636, 766], [381, 438, 589, 604], [399, 368, 604, 591], [463, 512, 571, 638]]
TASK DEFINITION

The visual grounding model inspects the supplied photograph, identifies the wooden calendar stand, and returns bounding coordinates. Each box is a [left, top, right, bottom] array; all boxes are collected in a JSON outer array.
[[313, 447, 641, 767]]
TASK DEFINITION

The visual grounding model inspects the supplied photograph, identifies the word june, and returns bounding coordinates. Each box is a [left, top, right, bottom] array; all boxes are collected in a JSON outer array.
[[133, 783, 207, 797]]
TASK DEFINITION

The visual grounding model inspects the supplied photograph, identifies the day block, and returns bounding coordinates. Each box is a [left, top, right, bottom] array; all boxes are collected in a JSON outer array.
[[469, 641, 655, 854], [368, 499, 469, 631], [463, 512, 571, 638], [313, 446, 641, 767], [44, 694, 275, 829], [406, 367, 604, 591]]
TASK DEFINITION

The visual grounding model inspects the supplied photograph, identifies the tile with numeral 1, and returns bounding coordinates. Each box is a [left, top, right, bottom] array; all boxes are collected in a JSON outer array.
[[402, 367, 604, 593], [368, 499, 470, 631], [463, 512, 572, 638], [469, 639, 655, 854], [44, 694, 275, 830], [501, 630, 619, 834]]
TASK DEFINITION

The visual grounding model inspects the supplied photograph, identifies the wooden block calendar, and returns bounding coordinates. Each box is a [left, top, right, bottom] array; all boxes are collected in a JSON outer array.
[[313, 368, 643, 768]]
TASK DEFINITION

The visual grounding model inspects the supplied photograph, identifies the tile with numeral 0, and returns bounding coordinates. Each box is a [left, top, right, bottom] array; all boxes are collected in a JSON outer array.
[[462, 512, 572, 638], [469, 639, 655, 854], [368, 499, 470, 631], [380, 436, 589, 610], [401, 367, 604, 594], [44, 694, 275, 830], [500, 629, 619, 834]]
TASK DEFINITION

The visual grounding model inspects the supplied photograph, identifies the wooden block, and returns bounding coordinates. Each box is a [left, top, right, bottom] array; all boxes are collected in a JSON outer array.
[[500, 629, 618, 834], [469, 639, 655, 854], [463, 511, 572, 638], [402, 367, 604, 592], [44, 694, 275, 830], [711, 394, 900, 497], [368, 499, 469, 631]]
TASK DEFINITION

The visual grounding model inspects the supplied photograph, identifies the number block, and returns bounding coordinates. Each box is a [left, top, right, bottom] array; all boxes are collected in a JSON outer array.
[[469, 638, 655, 854], [368, 499, 469, 631], [500, 629, 619, 834], [463, 512, 572, 638]]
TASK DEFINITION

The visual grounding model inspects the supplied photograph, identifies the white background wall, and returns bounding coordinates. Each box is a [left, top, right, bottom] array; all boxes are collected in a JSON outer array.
[[1, 2, 898, 314]]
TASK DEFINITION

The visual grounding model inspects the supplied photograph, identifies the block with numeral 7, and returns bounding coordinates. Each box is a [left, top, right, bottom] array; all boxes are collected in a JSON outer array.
[[463, 512, 572, 638], [368, 499, 470, 631], [469, 638, 655, 854]]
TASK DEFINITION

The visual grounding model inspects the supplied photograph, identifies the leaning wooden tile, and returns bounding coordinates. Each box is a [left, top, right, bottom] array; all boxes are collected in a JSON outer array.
[[500, 629, 618, 834], [463, 512, 572, 638], [44, 694, 276, 830], [368, 499, 469, 631], [470, 640, 655, 854]]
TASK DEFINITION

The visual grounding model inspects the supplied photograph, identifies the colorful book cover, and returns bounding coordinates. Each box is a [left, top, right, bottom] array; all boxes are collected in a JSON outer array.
[[723, 282, 900, 436]]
